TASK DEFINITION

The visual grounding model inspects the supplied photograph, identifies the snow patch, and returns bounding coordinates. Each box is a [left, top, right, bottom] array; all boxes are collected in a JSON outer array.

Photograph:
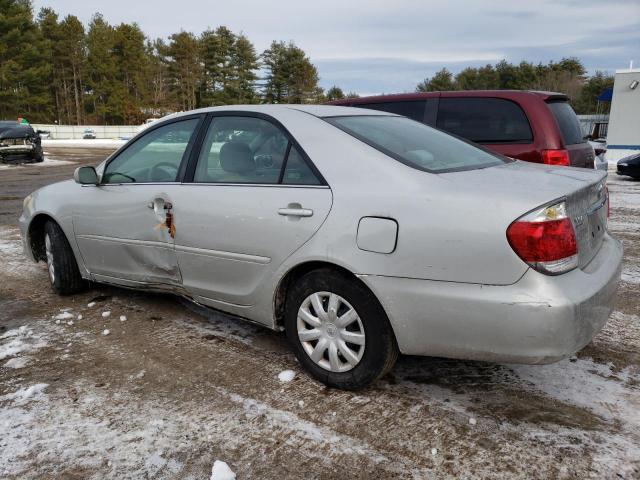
[[102, 311, 111, 318], [53, 312, 74, 320], [0, 327, 47, 360], [120, 315, 127, 322], [0, 383, 48, 405], [210, 460, 236, 480], [42, 138, 126, 149], [511, 357, 640, 424], [278, 370, 295, 383], [102, 329, 110, 336], [3, 356, 31, 369]]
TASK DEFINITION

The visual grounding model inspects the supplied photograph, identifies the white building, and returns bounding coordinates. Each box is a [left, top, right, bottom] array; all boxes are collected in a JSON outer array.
[[606, 67, 640, 162]]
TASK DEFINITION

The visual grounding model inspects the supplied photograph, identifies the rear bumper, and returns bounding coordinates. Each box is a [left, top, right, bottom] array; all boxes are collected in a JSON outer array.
[[360, 233, 623, 363]]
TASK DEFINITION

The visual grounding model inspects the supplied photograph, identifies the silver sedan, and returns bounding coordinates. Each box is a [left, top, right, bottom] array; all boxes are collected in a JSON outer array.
[[19, 105, 623, 389]]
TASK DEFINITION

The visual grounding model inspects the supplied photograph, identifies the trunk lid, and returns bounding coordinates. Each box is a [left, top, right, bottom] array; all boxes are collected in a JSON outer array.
[[441, 160, 607, 270]]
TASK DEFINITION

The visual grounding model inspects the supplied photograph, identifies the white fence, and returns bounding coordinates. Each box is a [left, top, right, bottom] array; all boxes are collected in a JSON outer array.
[[32, 124, 140, 140], [577, 114, 609, 137]]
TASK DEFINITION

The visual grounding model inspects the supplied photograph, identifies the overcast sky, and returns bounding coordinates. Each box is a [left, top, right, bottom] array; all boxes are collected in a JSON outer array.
[[33, 0, 640, 95]]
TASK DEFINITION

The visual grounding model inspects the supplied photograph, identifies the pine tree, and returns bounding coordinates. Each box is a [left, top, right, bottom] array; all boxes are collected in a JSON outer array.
[[163, 31, 201, 111], [86, 14, 117, 123], [0, 0, 52, 122], [325, 86, 345, 101], [262, 41, 320, 104], [58, 15, 86, 125], [229, 34, 258, 103], [416, 68, 455, 92]]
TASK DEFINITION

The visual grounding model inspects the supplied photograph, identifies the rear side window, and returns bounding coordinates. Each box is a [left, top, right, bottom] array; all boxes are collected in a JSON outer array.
[[355, 101, 427, 122], [282, 146, 321, 185], [437, 98, 533, 144], [547, 101, 584, 145]]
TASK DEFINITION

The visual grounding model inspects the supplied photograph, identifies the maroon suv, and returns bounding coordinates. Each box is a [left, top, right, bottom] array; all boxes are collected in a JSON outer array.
[[329, 90, 594, 168]]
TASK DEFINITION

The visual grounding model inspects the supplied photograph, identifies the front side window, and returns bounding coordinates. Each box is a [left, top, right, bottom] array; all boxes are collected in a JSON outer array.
[[325, 115, 508, 173], [437, 98, 533, 144], [103, 118, 199, 183], [194, 116, 322, 185]]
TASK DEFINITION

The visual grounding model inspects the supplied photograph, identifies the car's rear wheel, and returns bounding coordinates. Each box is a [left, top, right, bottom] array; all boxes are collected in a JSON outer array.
[[44, 220, 86, 295], [284, 268, 398, 390]]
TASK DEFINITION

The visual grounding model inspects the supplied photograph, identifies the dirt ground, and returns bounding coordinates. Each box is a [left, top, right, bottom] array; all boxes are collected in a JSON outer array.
[[1, 147, 639, 480]]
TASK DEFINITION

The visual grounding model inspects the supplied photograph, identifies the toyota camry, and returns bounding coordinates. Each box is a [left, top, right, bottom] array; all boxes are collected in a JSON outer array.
[[19, 105, 622, 389]]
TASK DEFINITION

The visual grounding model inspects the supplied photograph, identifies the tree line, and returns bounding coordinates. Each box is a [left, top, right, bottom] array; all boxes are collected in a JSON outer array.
[[416, 59, 614, 114], [0, 0, 357, 125], [0, 0, 613, 125]]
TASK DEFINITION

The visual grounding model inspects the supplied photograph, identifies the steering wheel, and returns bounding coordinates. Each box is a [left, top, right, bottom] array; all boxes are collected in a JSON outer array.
[[149, 162, 179, 182]]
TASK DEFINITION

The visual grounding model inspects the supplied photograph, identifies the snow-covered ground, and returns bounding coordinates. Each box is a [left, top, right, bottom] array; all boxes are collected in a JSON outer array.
[[42, 139, 126, 149], [0, 158, 639, 478]]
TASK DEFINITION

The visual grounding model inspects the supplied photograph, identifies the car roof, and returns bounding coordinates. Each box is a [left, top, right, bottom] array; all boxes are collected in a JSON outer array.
[[163, 104, 394, 122]]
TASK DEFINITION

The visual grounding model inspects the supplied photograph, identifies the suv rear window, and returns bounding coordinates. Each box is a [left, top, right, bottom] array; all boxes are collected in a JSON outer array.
[[547, 101, 584, 145], [325, 115, 507, 173], [437, 98, 533, 144], [355, 101, 427, 122]]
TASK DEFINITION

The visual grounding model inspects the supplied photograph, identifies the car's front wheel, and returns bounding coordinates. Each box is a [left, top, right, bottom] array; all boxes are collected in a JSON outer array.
[[284, 268, 398, 390], [44, 220, 86, 295]]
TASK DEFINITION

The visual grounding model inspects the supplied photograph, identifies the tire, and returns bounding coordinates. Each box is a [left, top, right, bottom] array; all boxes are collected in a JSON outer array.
[[284, 268, 398, 390], [33, 147, 44, 163], [43, 220, 86, 295]]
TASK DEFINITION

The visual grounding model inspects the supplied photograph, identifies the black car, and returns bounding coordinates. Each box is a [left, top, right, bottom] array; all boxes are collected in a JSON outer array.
[[0, 121, 44, 164], [617, 153, 640, 180]]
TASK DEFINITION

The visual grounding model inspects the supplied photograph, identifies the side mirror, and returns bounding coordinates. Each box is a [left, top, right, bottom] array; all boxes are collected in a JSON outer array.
[[74, 166, 99, 185]]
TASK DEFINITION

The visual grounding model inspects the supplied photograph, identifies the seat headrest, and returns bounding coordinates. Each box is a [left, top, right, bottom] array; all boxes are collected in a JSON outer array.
[[219, 142, 255, 174]]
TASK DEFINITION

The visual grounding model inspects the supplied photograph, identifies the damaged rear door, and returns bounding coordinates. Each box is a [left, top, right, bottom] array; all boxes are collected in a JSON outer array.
[[72, 116, 203, 288]]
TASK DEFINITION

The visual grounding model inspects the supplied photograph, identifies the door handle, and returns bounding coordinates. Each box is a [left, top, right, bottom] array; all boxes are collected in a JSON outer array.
[[278, 207, 313, 217]]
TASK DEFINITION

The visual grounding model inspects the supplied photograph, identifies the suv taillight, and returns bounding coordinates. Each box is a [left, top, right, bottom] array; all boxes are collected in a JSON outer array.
[[506, 201, 578, 275], [541, 149, 570, 166]]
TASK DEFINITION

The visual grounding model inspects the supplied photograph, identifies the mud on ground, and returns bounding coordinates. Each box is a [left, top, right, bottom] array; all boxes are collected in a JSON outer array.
[[1, 148, 639, 479]]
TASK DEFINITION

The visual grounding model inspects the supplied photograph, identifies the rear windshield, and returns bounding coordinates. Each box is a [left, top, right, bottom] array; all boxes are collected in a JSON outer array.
[[436, 97, 533, 144], [547, 101, 584, 145], [325, 115, 508, 173]]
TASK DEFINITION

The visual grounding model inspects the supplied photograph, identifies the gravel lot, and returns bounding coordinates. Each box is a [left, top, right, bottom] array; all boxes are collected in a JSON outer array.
[[1, 147, 639, 479]]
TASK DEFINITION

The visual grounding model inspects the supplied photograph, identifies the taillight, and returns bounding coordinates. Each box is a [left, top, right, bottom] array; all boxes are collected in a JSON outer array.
[[541, 149, 570, 166], [506, 201, 578, 275]]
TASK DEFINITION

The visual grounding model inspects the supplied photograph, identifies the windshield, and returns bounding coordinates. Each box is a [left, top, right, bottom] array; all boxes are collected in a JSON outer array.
[[325, 115, 508, 173]]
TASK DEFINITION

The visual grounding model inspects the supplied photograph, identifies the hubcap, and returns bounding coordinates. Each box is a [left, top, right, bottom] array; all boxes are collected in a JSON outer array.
[[297, 291, 365, 372], [45, 233, 55, 283]]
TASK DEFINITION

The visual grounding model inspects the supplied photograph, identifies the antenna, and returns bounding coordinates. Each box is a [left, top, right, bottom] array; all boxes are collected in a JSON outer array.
[[631, 60, 634, 70]]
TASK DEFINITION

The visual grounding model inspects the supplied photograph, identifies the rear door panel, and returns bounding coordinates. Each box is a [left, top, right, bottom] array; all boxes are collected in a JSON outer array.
[[172, 186, 332, 306]]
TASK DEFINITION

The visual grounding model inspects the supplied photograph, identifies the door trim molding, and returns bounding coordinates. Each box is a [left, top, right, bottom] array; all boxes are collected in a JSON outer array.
[[76, 234, 172, 250], [175, 244, 271, 264]]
